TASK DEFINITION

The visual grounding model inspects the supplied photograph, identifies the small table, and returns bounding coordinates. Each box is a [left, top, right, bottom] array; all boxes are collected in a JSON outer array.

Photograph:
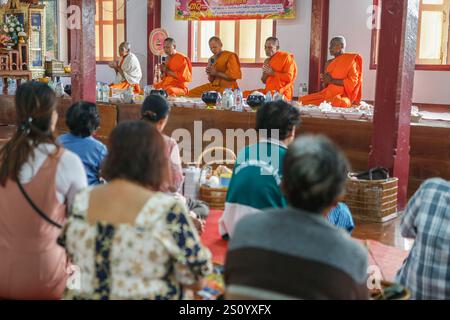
[[0, 70, 32, 94]]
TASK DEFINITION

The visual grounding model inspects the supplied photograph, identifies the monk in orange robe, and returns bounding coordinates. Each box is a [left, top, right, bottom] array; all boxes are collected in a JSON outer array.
[[154, 38, 192, 96], [244, 37, 297, 100], [299, 37, 362, 108], [188, 36, 242, 97]]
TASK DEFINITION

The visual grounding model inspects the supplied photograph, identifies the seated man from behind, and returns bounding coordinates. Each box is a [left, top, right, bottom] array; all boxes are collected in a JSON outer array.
[[219, 100, 300, 238], [59, 102, 108, 185], [225, 135, 368, 300], [219, 101, 355, 238], [396, 178, 450, 300]]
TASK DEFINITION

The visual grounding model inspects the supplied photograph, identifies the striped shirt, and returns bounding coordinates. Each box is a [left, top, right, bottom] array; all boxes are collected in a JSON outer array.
[[225, 207, 369, 299], [396, 178, 450, 300]]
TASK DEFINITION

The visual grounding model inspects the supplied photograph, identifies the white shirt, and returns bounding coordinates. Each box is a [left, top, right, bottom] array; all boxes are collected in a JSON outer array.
[[19, 144, 87, 209], [114, 52, 142, 85]]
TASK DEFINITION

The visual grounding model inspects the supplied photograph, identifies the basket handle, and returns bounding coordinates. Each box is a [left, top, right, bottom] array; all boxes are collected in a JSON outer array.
[[196, 146, 237, 168]]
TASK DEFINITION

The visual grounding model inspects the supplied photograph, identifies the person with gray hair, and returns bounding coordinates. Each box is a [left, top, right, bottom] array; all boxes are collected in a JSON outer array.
[[109, 41, 143, 93], [299, 35, 363, 108], [225, 135, 368, 300]]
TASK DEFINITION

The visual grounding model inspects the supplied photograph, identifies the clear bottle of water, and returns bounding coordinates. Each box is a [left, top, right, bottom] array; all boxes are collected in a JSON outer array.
[[234, 88, 243, 111], [8, 78, 17, 95], [265, 91, 272, 102], [298, 83, 308, 98], [273, 91, 281, 101], [96, 82, 102, 101], [215, 92, 222, 110], [102, 84, 110, 102]]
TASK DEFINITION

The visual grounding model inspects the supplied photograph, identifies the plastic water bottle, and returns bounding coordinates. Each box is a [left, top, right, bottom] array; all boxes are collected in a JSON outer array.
[[0, 79, 3, 95], [298, 83, 308, 98], [55, 82, 64, 97], [273, 91, 281, 101], [234, 88, 243, 111], [215, 92, 222, 110], [102, 84, 110, 103], [265, 91, 272, 102], [8, 78, 17, 95], [96, 82, 102, 101]]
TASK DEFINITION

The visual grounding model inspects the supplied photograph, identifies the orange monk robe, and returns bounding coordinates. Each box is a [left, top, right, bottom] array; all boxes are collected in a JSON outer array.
[[244, 51, 298, 100], [187, 51, 242, 97], [154, 52, 192, 96], [299, 53, 363, 108]]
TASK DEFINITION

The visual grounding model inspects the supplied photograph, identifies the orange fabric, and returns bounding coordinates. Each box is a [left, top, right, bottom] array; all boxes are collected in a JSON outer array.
[[299, 53, 363, 108], [244, 51, 297, 100], [188, 51, 242, 97], [154, 52, 192, 96], [110, 81, 141, 94]]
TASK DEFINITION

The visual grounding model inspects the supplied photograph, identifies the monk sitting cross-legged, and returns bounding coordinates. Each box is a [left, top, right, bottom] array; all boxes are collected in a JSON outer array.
[[188, 36, 242, 97], [154, 38, 192, 97], [244, 37, 297, 101], [299, 36, 363, 108]]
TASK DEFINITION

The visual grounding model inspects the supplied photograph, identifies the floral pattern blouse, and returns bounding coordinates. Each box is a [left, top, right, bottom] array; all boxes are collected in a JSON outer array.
[[58, 188, 212, 300]]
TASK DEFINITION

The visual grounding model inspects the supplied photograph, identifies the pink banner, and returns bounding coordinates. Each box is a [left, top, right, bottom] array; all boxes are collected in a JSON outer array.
[[175, 0, 295, 21]]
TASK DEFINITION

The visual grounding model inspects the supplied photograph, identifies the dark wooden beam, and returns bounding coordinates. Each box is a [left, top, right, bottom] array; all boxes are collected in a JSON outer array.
[[147, 0, 161, 85], [308, 0, 329, 94], [369, 0, 419, 209], [68, 0, 96, 102]]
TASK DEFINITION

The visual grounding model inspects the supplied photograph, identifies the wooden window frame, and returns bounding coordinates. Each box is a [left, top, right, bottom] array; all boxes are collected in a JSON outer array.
[[188, 20, 277, 68], [95, 0, 127, 64], [370, 0, 450, 71]]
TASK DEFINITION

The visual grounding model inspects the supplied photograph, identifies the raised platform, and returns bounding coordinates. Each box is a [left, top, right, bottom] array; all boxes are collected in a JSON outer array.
[[1, 95, 450, 198]]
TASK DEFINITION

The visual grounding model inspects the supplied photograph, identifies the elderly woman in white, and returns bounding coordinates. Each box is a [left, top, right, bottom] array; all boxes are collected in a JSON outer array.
[[109, 42, 142, 93]]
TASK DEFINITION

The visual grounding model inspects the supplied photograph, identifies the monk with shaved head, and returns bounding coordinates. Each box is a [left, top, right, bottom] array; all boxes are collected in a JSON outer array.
[[188, 36, 242, 97], [299, 36, 363, 108], [245, 37, 298, 100], [154, 38, 192, 96]]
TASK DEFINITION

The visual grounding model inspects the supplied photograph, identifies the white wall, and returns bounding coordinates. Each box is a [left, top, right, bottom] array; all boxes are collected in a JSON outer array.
[[329, 0, 450, 104], [96, 0, 148, 85]]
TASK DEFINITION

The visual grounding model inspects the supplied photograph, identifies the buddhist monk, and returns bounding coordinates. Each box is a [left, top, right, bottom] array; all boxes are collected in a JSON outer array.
[[299, 36, 362, 108], [188, 36, 242, 97], [245, 37, 297, 100], [109, 42, 143, 94], [154, 38, 192, 96]]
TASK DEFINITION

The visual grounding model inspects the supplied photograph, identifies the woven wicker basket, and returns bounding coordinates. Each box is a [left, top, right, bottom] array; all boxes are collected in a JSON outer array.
[[197, 147, 236, 210], [344, 174, 399, 222]]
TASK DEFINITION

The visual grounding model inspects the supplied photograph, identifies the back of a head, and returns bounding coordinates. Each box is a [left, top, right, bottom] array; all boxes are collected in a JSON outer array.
[[65, 101, 100, 138], [102, 120, 169, 190], [283, 135, 350, 213], [141, 95, 170, 123], [0, 82, 57, 185], [256, 100, 300, 140]]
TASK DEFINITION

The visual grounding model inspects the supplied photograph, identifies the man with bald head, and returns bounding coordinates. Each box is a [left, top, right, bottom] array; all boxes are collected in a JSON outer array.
[[245, 37, 297, 100], [188, 36, 242, 97], [299, 36, 363, 108], [154, 38, 192, 96], [109, 41, 143, 93]]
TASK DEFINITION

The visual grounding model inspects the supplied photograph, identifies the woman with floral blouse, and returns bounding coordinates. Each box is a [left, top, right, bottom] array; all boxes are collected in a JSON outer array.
[[58, 121, 212, 300]]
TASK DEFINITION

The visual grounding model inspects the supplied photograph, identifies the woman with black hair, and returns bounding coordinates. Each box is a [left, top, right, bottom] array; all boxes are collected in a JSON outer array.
[[0, 82, 87, 299], [141, 94, 209, 234], [59, 101, 108, 185]]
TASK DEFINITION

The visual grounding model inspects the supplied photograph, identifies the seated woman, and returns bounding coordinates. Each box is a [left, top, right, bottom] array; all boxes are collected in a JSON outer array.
[[396, 178, 450, 300], [0, 82, 87, 300], [59, 121, 212, 300], [225, 135, 368, 300], [59, 101, 108, 185], [141, 95, 209, 232]]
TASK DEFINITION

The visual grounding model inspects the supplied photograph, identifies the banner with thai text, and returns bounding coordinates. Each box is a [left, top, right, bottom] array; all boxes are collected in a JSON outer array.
[[175, 0, 296, 21]]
